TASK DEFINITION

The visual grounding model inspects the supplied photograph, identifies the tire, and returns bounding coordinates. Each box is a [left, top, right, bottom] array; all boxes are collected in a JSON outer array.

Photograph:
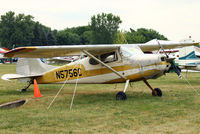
[[21, 88, 27, 92], [116, 91, 127, 100], [152, 88, 162, 97]]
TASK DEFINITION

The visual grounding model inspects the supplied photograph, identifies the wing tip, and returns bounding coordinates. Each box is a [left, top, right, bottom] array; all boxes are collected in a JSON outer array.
[[1, 74, 12, 81], [4, 47, 36, 58]]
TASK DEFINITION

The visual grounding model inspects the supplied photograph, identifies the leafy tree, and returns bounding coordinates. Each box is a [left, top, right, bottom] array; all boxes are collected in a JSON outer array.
[[0, 11, 35, 48], [126, 28, 168, 43], [40, 27, 48, 45], [47, 31, 56, 45], [114, 31, 127, 44], [80, 31, 93, 44], [0, 11, 57, 48], [0, 11, 16, 48], [39, 25, 55, 46], [90, 13, 122, 44], [31, 22, 43, 45], [68, 26, 91, 36], [61, 26, 92, 44], [56, 29, 80, 45], [31, 21, 56, 46], [73, 26, 92, 44], [0, 11, 169, 48]]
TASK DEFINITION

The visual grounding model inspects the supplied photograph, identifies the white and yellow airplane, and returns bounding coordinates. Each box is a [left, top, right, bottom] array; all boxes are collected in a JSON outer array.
[[1, 39, 199, 100]]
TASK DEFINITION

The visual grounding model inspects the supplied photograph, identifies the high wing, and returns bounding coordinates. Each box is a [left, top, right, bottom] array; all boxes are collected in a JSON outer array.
[[4, 45, 120, 58], [3, 39, 199, 58], [138, 39, 199, 52]]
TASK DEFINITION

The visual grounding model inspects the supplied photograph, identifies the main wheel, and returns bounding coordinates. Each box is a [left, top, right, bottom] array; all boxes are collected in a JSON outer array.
[[152, 88, 162, 97], [116, 91, 127, 100], [21, 88, 27, 92]]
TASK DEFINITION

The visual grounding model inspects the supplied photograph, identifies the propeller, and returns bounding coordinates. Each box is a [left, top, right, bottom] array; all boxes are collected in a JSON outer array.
[[156, 39, 182, 78]]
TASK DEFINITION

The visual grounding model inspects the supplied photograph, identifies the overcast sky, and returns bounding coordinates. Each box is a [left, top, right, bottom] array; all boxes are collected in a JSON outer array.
[[0, 0, 199, 41]]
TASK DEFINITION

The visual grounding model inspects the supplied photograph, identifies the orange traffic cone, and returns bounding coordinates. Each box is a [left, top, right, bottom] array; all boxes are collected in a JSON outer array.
[[34, 79, 42, 98]]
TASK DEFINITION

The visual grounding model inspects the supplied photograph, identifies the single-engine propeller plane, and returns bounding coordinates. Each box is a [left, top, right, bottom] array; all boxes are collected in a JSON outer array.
[[1, 39, 199, 100]]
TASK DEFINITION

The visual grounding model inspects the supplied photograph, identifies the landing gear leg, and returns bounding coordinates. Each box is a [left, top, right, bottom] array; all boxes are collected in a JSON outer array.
[[116, 79, 129, 100], [114, 84, 117, 89], [143, 79, 162, 97], [21, 81, 32, 92]]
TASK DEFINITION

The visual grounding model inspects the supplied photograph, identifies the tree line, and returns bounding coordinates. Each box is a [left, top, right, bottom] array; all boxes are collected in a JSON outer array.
[[0, 11, 167, 49]]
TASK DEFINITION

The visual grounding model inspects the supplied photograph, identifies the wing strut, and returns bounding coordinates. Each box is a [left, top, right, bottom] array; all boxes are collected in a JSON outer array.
[[82, 50, 126, 80]]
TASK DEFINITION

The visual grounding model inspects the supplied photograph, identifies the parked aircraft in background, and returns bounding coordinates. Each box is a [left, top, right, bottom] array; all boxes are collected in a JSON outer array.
[[1, 40, 198, 100], [177, 46, 200, 71], [150, 38, 200, 72], [0, 48, 9, 57], [46, 56, 80, 64], [0, 48, 9, 64]]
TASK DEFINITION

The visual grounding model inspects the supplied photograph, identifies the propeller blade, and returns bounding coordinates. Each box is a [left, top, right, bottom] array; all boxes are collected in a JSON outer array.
[[170, 61, 182, 78], [166, 57, 175, 62], [156, 39, 182, 78]]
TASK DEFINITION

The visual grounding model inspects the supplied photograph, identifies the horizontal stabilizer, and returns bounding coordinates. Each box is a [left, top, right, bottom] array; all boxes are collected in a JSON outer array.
[[1, 74, 43, 81], [182, 64, 197, 67]]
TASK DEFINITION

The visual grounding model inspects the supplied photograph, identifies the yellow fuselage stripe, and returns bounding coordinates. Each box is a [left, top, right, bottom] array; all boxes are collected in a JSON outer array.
[[36, 61, 168, 84]]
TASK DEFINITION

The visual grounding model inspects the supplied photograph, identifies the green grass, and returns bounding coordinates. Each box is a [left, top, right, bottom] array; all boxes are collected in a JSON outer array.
[[1, 64, 200, 134]]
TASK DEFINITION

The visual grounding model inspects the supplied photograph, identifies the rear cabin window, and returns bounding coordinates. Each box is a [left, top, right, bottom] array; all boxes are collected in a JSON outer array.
[[89, 52, 118, 65]]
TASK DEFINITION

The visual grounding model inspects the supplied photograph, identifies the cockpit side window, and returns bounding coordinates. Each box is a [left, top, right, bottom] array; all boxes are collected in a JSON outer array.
[[89, 56, 99, 65], [100, 52, 118, 63]]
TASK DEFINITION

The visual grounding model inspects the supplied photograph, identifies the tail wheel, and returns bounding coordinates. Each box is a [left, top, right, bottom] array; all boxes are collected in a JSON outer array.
[[152, 88, 162, 97], [116, 91, 127, 100]]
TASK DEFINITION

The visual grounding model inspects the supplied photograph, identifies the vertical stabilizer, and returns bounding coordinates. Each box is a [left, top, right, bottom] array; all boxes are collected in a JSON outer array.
[[179, 46, 200, 60]]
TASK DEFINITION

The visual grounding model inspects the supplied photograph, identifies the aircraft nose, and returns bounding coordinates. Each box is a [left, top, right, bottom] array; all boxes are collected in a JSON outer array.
[[159, 55, 171, 71]]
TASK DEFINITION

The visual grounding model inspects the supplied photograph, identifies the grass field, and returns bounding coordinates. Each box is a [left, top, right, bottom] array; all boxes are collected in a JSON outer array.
[[1, 64, 200, 134]]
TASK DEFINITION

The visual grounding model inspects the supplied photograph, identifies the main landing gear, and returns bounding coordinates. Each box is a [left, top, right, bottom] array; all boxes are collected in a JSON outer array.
[[116, 79, 162, 100], [143, 79, 162, 97], [20, 81, 32, 92], [152, 88, 162, 97], [116, 91, 127, 100], [116, 80, 129, 100]]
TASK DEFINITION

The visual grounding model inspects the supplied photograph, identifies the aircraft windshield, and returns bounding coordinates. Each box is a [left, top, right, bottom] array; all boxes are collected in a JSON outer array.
[[121, 45, 143, 57]]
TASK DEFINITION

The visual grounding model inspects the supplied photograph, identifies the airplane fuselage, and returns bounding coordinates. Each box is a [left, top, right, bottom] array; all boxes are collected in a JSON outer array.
[[36, 52, 170, 84]]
